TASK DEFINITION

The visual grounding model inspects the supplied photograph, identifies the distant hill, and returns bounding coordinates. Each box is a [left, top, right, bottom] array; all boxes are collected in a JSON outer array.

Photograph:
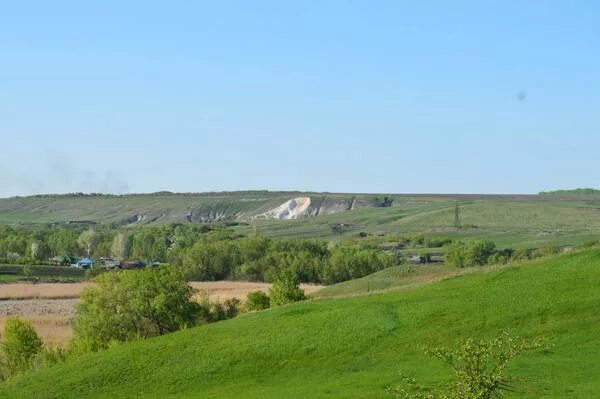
[[4, 191, 600, 248], [3, 249, 600, 398], [0, 191, 391, 225]]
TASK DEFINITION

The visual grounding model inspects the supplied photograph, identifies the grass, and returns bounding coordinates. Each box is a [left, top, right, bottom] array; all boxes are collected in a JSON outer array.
[[313, 264, 464, 298], [238, 196, 600, 248], [2, 249, 600, 398]]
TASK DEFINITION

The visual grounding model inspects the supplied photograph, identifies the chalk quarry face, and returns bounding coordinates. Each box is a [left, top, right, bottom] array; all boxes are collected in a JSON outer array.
[[256, 197, 312, 220]]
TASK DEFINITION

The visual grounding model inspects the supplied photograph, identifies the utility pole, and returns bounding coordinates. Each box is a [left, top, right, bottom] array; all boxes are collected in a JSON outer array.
[[454, 202, 461, 229]]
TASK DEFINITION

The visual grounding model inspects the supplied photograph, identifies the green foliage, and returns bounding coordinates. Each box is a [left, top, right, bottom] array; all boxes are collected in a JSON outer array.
[[269, 269, 306, 306], [130, 228, 169, 261], [0, 318, 43, 380], [321, 246, 396, 284], [77, 230, 98, 257], [446, 240, 497, 268], [110, 232, 132, 259], [425, 237, 453, 248], [72, 267, 203, 352], [223, 298, 242, 319], [469, 240, 496, 266], [244, 290, 271, 311], [22, 264, 32, 281], [408, 233, 425, 246], [37, 346, 68, 368], [389, 333, 546, 399]]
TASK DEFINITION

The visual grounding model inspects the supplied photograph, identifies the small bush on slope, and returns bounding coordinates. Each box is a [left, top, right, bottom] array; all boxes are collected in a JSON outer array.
[[269, 269, 306, 306], [388, 333, 546, 399]]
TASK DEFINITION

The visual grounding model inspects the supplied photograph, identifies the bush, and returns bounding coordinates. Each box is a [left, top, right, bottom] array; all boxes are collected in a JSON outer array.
[[446, 240, 497, 267], [72, 267, 204, 352], [0, 318, 43, 380], [445, 241, 469, 267], [469, 240, 496, 266], [388, 333, 546, 399], [270, 270, 306, 306], [425, 237, 453, 248], [245, 290, 271, 311], [223, 298, 241, 319]]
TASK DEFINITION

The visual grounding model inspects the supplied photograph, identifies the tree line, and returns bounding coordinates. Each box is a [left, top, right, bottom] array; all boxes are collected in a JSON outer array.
[[0, 224, 397, 285]]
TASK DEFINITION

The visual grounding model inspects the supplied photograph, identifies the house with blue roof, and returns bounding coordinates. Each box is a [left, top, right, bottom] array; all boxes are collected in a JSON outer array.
[[76, 257, 96, 269]]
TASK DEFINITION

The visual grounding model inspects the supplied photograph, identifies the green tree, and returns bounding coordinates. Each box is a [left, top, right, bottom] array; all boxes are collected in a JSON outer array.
[[29, 241, 49, 262], [72, 267, 204, 352], [269, 270, 306, 306], [77, 229, 98, 257], [0, 318, 43, 380], [130, 229, 168, 261], [110, 232, 132, 259], [446, 241, 468, 267], [467, 240, 496, 266], [47, 228, 79, 257]]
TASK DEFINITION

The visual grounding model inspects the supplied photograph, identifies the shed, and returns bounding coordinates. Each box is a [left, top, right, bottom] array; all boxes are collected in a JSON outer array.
[[76, 258, 96, 269]]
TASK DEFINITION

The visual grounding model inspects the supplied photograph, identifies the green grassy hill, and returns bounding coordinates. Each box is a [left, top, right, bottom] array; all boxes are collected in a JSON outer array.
[[313, 264, 461, 298], [3, 249, 600, 398]]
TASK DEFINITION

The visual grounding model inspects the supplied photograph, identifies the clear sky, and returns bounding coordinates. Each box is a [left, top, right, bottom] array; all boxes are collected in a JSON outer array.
[[1, 1, 599, 197]]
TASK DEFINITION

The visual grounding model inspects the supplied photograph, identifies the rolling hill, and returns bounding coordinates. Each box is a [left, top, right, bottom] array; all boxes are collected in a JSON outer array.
[[2, 249, 600, 398], [3, 191, 600, 247]]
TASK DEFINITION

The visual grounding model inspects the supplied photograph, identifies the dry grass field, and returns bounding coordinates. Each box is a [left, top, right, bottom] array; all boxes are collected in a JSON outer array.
[[0, 281, 324, 347], [0, 299, 76, 347], [0, 283, 88, 300], [190, 281, 323, 301]]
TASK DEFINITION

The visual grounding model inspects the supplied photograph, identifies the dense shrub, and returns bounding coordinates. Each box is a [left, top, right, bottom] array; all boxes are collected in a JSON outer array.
[[270, 270, 306, 306], [0, 318, 43, 380], [223, 298, 242, 319], [320, 246, 396, 284], [446, 240, 497, 268], [244, 291, 271, 311]]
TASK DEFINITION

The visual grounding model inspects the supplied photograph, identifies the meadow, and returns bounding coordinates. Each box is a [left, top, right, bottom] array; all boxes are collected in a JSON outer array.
[[2, 249, 599, 398]]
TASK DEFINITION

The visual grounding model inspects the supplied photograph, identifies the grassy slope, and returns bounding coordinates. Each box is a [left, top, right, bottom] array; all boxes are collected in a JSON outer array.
[[240, 197, 600, 247], [3, 250, 600, 398], [313, 264, 461, 298]]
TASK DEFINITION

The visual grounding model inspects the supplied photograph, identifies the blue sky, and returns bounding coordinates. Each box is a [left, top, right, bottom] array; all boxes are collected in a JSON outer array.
[[1, 1, 599, 197]]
